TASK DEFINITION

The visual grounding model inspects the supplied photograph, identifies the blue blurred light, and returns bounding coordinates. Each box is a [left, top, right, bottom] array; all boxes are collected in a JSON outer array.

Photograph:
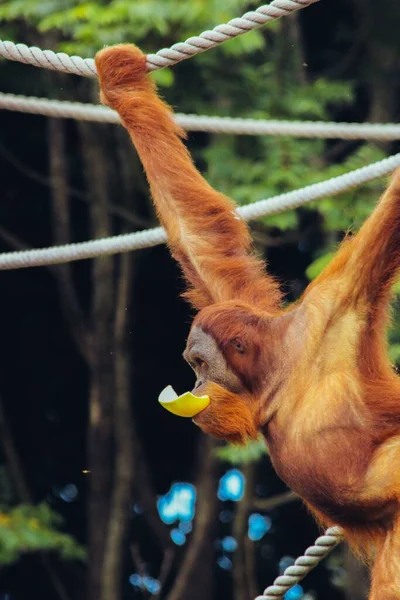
[[221, 536, 238, 553], [279, 555, 295, 574], [129, 574, 161, 595], [179, 520, 192, 534], [218, 469, 245, 502], [157, 483, 196, 524], [133, 503, 143, 515], [248, 513, 272, 541], [128, 574, 143, 588], [170, 528, 186, 546], [217, 556, 233, 570], [143, 576, 161, 594], [59, 483, 78, 503], [284, 584, 303, 600]]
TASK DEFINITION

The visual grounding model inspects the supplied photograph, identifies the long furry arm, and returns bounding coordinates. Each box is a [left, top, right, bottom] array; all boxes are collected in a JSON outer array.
[[304, 169, 400, 315], [95, 44, 281, 312]]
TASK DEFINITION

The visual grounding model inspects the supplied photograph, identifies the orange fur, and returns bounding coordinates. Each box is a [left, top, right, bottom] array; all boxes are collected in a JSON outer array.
[[193, 381, 259, 445], [96, 44, 400, 598], [96, 44, 282, 313]]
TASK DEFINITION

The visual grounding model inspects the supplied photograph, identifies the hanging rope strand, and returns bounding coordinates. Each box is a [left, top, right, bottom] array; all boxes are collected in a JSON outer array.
[[0, 0, 318, 77], [256, 526, 344, 600]]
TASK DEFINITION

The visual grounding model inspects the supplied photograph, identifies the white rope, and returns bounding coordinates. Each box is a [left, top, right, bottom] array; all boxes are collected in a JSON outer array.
[[0, 0, 318, 77], [0, 41, 97, 77], [256, 526, 344, 600], [145, 0, 318, 70], [2, 92, 400, 141], [167, 114, 400, 141], [238, 151, 400, 221], [0, 151, 399, 270], [0, 92, 120, 123]]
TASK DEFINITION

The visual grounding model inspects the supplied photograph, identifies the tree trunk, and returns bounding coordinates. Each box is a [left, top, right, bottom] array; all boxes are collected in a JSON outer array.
[[48, 118, 90, 362], [78, 121, 115, 600], [350, 0, 400, 125], [0, 394, 31, 503], [135, 441, 173, 552], [166, 437, 219, 600], [101, 251, 135, 600], [279, 13, 307, 86], [233, 461, 257, 600]]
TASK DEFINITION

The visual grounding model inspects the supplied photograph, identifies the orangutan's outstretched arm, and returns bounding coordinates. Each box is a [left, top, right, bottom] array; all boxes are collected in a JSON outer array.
[[95, 44, 281, 312], [304, 170, 400, 321]]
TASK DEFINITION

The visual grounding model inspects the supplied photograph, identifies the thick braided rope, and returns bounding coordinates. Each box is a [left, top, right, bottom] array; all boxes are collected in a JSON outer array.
[[0, 0, 318, 77], [145, 0, 318, 70], [0, 151, 399, 270], [256, 526, 344, 600], [2, 92, 400, 141], [239, 150, 400, 220]]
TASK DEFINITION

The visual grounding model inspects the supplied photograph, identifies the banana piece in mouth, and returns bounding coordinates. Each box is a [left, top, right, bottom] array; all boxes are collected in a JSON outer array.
[[158, 385, 210, 418]]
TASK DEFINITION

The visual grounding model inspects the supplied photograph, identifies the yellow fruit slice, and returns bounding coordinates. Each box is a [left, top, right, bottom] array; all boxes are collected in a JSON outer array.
[[158, 385, 210, 418]]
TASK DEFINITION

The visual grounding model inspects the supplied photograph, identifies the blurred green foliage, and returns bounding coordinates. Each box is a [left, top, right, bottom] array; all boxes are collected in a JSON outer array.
[[0, 468, 85, 566], [0, 503, 86, 565], [215, 438, 267, 464]]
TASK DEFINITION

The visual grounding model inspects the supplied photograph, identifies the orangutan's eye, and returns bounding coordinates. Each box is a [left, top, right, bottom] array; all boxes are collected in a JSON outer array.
[[192, 357, 206, 370], [232, 338, 246, 354]]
